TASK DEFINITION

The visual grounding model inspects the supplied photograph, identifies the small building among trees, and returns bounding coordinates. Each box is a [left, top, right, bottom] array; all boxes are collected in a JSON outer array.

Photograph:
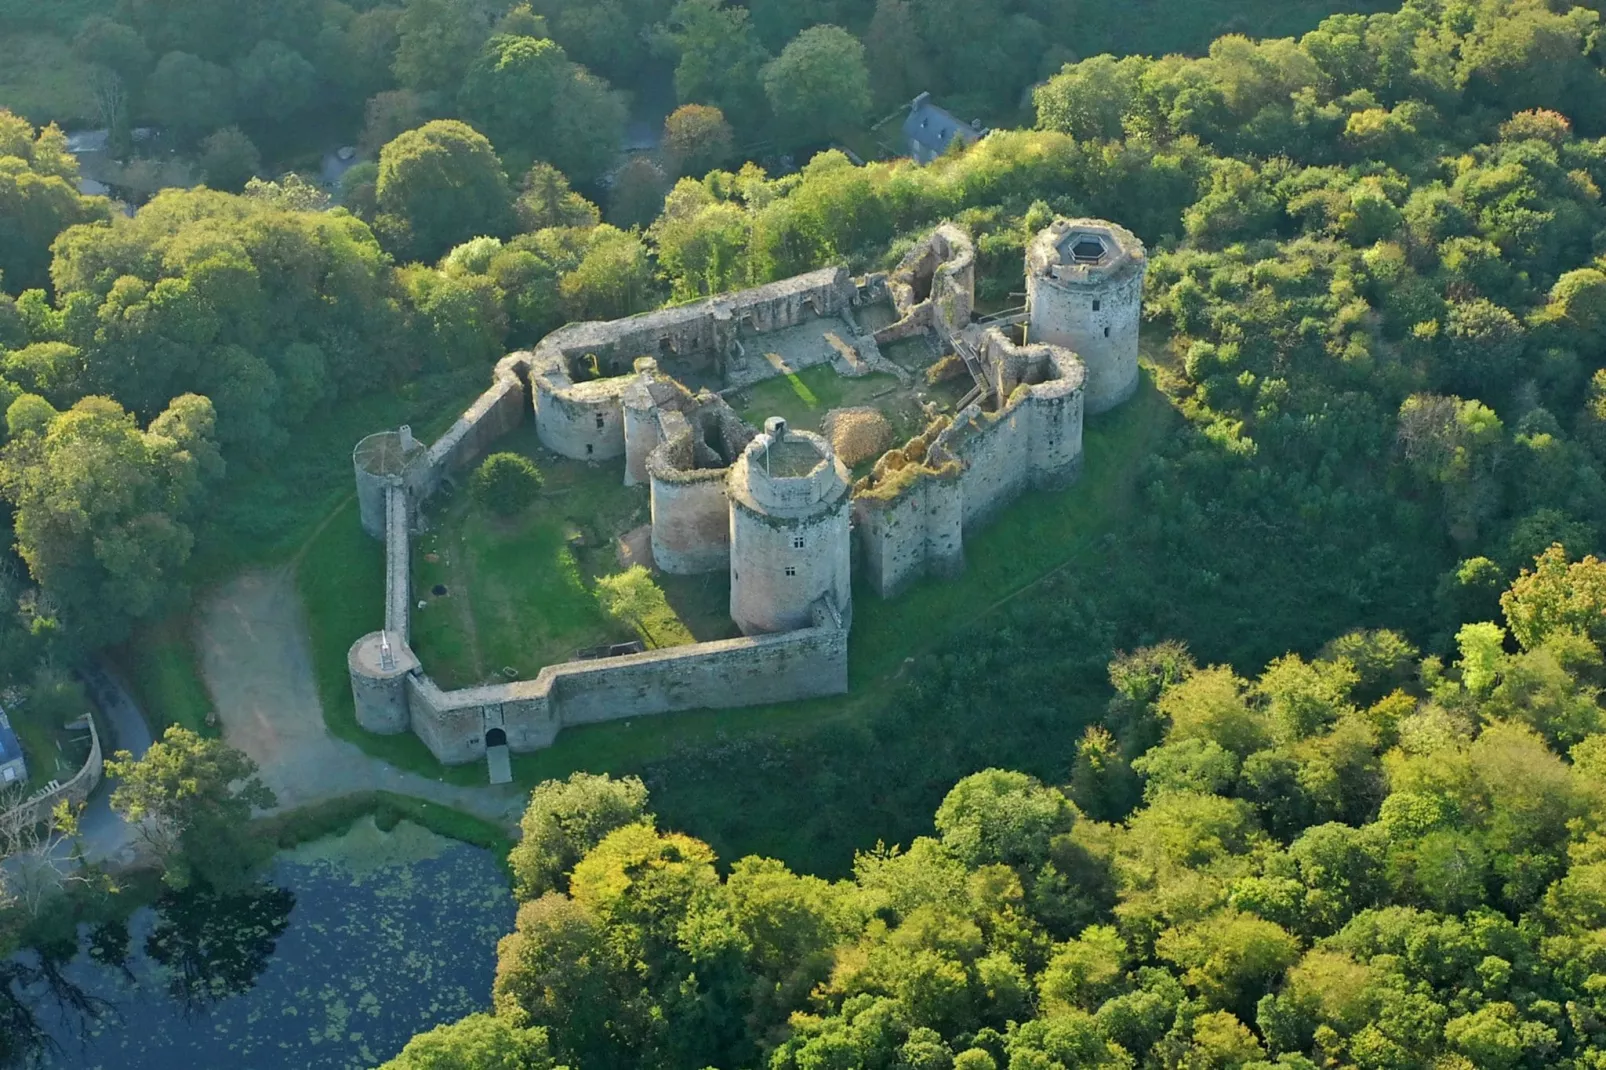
[[0, 708, 27, 787], [901, 93, 984, 163]]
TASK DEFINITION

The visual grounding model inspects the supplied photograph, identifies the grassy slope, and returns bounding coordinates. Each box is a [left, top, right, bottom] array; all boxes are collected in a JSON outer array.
[[117, 370, 487, 736]]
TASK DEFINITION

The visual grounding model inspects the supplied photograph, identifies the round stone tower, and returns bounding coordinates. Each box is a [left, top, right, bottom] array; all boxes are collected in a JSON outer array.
[[353, 427, 425, 539], [727, 418, 852, 636], [1025, 219, 1146, 414], [347, 630, 419, 734]]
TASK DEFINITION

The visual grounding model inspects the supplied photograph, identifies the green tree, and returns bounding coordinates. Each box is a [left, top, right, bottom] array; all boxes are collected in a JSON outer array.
[[558, 225, 656, 320], [232, 40, 316, 122], [663, 104, 735, 177], [762, 25, 872, 151], [458, 35, 626, 183], [380, 1014, 563, 1070], [376, 120, 516, 263], [0, 394, 220, 645], [104, 726, 277, 890], [147, 51, 237, 140], [0, 113, 110, 293], [515, 162, 601, 231], [393, 0, 499, 92], [471, 452, 544, 516], [659, 0, 770, 132], [509, 772, 652, 900], [934, 769, 1073, 871], [198, 127, 261, 192], [1502, 545, 1606, 650], [1035, 55, 1146, 141]]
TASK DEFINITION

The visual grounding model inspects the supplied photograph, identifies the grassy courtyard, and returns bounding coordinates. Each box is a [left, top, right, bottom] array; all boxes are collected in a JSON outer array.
[[409, 427, 721, 689]]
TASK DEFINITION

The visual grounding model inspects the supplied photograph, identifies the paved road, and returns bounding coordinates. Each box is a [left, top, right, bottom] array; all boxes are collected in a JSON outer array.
[[75, 659, 154, 866], [196, 568, 524, 829]]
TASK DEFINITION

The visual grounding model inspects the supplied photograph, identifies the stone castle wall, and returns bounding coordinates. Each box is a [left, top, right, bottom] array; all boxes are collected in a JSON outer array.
[[854, 329, 1085, 598], [347, 218, 1135, 766], [398, 622, 847, 764], [421, 355, 532, 492]]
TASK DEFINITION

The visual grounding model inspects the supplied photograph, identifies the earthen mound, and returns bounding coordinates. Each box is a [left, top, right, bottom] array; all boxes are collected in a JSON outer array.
[[823, 407, 894, 467]]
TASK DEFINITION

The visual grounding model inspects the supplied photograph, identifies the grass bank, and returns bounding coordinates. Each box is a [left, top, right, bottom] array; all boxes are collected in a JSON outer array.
[[255, 791, 515, 860]]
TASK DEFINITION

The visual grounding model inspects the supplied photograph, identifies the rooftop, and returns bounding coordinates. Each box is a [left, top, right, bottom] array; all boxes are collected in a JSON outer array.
[[903, 93, 984, 162], [0, 708, 23, 767]]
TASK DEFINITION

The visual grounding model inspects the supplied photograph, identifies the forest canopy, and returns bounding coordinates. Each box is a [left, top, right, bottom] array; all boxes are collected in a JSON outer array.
[[385, 555, 1606, 1070]]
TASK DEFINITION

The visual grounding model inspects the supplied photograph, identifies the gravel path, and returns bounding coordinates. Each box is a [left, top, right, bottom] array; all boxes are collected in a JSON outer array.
[[195, 567, 524, 829]]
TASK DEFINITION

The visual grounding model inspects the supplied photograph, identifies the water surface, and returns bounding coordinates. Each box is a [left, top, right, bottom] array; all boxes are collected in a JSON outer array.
[[9, 818, 513, 1070]]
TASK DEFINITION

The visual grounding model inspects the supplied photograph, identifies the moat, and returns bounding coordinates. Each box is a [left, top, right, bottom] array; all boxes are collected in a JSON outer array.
[[4, 819, 512, 1070]]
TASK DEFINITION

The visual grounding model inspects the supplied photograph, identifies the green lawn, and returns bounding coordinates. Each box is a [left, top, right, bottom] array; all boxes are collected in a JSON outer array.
[[410, 431, 661, 689], [729, 365, 905, 434], [7, 701, 94, 794], [110, 612, 215, 737]]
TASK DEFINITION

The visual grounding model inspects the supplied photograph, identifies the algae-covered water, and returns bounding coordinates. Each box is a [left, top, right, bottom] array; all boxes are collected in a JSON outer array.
[[7, 818, 514, 1070]]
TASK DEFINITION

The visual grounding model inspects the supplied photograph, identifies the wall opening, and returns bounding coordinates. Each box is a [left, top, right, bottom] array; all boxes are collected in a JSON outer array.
[[586, 443, 594, 456], [595, 412, 605, 430], [486, 727, 507, 747], [785, 566, 797, 577], [1103, 326, 1110, 337], [1092, 299, 1101, 311]]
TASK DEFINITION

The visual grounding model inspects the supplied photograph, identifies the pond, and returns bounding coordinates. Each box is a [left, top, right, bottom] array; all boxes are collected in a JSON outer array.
[[4, 818, 514, 1069]]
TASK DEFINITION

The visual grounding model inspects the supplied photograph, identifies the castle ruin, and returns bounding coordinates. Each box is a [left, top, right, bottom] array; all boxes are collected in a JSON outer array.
[[347, 219, 1146, 772]]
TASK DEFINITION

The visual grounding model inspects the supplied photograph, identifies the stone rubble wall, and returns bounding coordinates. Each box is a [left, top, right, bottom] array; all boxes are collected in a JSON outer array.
[[876, 223, 976, 346]]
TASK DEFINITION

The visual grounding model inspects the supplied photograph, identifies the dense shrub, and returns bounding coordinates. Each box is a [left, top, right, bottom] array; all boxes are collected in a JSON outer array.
[[471, 451, 543, 515]]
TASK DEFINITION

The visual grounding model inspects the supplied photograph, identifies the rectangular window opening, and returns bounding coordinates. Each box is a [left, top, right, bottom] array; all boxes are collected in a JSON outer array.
[[595, 413, 605, 430], [784, 566, 797, 577], [585, 443, 594, 456], [793, 536, 805, 549], [1103, 326, 1110, 337], [1092, 299, 1101, 311]]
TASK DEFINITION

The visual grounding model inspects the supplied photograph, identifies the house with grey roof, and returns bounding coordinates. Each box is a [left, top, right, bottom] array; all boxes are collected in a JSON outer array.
[[0, 708, 26, 788], [902, 93, 985, 164]]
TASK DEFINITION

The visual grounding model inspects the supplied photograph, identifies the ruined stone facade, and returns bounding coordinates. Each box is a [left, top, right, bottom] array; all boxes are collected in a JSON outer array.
[[347, 219, 1142, 767]]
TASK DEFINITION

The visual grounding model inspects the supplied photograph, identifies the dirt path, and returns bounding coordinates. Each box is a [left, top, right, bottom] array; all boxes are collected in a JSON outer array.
[[194, 567, 523, 829]]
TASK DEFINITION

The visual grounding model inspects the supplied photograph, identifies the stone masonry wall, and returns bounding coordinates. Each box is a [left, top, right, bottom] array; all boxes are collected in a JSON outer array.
[[419, 354, 531, 495], [855, 472, 965, 598], [384, 484, 410, 642], [400, 624, 847, 764], [0, 715, 101, 831]]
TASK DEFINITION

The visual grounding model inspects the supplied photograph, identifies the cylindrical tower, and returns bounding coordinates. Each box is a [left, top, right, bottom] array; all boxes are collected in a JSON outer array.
[[353, 428, 424, 540], [348, 630, 419, 734], [727, 418, 852, 636], [1025, 219, 1146, 415]]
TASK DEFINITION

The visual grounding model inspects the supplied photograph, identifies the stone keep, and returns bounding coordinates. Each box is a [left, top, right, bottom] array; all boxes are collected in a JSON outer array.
[[1025, 219, 1147, 414], [728, 419, 852, 636]]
